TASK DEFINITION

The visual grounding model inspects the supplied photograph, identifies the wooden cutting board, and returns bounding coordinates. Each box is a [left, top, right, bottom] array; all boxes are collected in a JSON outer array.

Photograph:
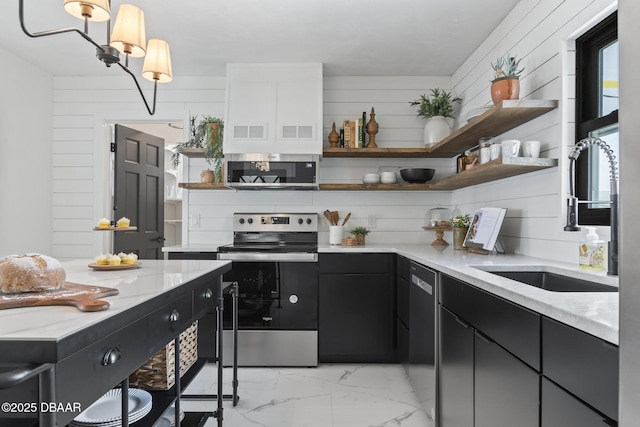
[[0, 282, 119, 312]]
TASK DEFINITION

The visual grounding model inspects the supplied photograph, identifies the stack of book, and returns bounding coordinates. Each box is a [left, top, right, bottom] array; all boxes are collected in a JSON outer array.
[[340, 112, 367, 148]]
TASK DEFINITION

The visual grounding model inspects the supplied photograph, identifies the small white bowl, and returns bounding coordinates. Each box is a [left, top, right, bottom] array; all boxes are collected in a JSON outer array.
[[380, 172, 397, 184], [363, 173, 380, 184]]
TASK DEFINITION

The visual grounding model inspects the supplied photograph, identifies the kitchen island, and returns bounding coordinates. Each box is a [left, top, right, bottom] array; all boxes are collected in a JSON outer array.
[[0, 259, 231, 427]]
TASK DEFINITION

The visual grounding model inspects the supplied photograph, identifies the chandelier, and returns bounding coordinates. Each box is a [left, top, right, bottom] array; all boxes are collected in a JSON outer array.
[[19, 0, 172, 115]]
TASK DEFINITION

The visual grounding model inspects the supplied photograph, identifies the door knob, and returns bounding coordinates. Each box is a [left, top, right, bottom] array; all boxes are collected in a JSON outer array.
[[154, 236, 166, 243]]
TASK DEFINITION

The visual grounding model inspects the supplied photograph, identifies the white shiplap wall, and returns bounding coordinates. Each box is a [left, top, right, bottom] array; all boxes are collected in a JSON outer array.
[[449, 0, 617, 263], [0, 45, 53, 257], [183, 75, 457, 247], [23, 0, 618, 261], [46, 73, 458, 259]]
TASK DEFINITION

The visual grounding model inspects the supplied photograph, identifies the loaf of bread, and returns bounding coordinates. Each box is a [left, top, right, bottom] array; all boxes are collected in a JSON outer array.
[[0, 253, 66, 294]]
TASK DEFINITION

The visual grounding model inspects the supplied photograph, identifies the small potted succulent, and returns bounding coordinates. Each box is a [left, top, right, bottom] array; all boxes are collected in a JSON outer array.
[[449, 213, 472, 250], [171, 115, 225, 183], [409, 88, 461, 147], [490, 54, 525, 105], [349, 226, 370, 245]]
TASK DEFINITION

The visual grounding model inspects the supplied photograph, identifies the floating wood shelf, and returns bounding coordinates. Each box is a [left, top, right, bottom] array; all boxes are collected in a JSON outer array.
[[319, 157, 558, 191], [176, 148, 208, 158], [178, 183, 229, 190], [323, 147, 433, 158], [323, 99, 558, 159]]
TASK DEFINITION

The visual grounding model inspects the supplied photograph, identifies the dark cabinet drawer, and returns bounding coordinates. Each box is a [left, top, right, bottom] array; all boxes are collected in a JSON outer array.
[[55, 317, 151, 425], [146, 292, 194, 350], [440, 274, 541, 370], [319, 253, 392, 274], [542, 317, 618, 421], [168, 251, 217, 260], [541, 377, 612, 427], [193, 280, 217, 318]]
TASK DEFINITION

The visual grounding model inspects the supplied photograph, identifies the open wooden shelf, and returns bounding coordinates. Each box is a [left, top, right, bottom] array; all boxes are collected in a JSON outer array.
[[323, 147, 432, 158], [178, 182, 229, 190], [176, 148, 208, 158], [319, 157, 558, 191], [322, 99, 558, 159]]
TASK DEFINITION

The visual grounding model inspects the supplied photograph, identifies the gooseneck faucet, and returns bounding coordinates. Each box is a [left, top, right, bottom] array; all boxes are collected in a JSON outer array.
[[565, 137, 618, 276]]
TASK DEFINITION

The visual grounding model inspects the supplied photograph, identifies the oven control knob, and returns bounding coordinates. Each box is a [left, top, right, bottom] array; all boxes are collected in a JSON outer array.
[[306, 218, 312, 225], [247, 218, 253, 224], [298, 218, 303, 225], [289, 294, 299, 304], [239, 218, 245, 224]]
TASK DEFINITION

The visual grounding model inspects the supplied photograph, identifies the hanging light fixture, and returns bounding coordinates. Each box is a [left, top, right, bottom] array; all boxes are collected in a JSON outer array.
[[19, 1, 172, 115]]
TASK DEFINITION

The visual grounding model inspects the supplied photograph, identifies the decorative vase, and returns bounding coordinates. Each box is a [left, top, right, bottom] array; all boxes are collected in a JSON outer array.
[[201, 169, 214, 184], [491, 77, 520, 105], [424, 116, 451, 147], [328, 122, 340, 147], [453, 227, 468, 250], [365, 107, 379, 148], [355, 235, 365, 245]]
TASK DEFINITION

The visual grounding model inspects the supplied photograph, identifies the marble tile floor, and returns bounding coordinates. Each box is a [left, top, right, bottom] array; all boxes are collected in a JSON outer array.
[[180, 363, 432, 427]]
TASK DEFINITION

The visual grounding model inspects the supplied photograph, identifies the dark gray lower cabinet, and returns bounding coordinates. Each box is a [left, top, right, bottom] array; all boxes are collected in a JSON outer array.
[[319, 253, 395, 362], [438, 306, 474, 427], [542, 317, 618, 423], [474, 330, 539, 427], [541, 378, 610, 427]]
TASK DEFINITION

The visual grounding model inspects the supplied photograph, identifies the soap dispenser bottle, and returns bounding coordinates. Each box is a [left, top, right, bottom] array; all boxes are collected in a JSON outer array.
[[579, 227, 606, 271]]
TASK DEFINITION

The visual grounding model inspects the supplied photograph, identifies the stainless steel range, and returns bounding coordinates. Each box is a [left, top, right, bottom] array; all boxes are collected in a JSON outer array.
[[217, 213, 319, 367]]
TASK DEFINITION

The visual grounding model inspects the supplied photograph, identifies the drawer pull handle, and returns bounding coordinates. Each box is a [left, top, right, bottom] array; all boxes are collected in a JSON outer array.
[[102, 348, 121, 366], [204, 289, 213, 299], [169, 310, 180, 323]]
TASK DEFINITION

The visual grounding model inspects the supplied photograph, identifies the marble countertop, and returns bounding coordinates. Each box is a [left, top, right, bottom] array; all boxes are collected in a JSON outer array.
[[0, 259, 231, 342], [163, 243, 619, 345]]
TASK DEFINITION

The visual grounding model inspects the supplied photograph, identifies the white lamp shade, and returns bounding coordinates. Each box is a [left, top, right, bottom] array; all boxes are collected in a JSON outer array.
[[143, 39, 173, 83], [64, 0, 110, 22], [110, 4, 146, 57]]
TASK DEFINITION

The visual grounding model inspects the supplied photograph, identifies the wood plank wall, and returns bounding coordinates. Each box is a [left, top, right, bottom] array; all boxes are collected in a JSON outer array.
[[43, 0, 617, 260], [449, 0, 616, 262]]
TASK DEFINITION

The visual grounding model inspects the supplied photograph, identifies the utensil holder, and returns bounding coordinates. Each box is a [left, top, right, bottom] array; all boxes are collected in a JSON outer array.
[[329, 226, 344, 245]]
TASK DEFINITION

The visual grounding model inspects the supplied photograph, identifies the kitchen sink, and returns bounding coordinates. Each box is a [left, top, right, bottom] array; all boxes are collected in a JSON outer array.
[[477, 269, 618, 292]]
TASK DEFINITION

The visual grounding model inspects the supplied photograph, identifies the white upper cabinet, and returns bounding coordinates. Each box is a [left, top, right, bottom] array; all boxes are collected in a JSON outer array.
[[224, 63, 323, 155]]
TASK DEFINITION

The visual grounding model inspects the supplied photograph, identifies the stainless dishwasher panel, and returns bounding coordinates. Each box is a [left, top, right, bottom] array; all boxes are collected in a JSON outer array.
[[409, 262, 437, 425]]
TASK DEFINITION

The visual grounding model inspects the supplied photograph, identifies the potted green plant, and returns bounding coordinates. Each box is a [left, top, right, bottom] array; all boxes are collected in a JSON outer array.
[[409, 88, 461, 147], [449, 213, 471, 250], [490, 54, 525, 105], [349, 226, 370, 245], [171, 115, 225, 183]]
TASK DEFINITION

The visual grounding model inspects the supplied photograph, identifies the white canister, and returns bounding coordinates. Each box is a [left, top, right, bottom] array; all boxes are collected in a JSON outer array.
[[329, 226, 344, 245]]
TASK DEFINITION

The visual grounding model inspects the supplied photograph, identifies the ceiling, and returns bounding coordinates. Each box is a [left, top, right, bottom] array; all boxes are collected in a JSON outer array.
[[1, 0, 521, 77]]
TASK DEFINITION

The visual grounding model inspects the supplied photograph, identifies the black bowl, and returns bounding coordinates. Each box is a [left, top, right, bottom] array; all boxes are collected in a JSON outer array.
[[400, 168, 435, 183]]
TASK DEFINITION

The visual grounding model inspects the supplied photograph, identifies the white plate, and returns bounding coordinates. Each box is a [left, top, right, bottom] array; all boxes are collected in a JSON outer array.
[[72, 388, 152, 425]]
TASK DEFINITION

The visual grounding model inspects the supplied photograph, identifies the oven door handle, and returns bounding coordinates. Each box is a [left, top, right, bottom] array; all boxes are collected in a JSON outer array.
[[218, 252, 318, 262]]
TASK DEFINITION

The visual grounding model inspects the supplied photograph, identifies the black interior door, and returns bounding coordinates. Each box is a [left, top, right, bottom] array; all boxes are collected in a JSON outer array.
[[113, 125, 164, 259]]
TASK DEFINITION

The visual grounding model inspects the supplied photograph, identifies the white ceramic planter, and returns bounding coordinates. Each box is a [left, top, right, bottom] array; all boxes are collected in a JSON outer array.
[[424, 116, 451, 147]]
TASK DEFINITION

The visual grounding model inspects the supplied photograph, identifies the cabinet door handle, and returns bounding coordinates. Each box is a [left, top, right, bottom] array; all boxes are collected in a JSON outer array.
[[453, 315, 470, 329], [475, 330, 493, 344], [102, 348, 121, 366], [169, 310, 180, 323], [204, 289, 213, 299]]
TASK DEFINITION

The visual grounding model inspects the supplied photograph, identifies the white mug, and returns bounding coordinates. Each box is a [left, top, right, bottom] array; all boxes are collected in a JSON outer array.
[[501, 139, 521, 158], [490, 143, 502, 160], [523, 140, 541, 158], [329, 225, 344, 245]]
